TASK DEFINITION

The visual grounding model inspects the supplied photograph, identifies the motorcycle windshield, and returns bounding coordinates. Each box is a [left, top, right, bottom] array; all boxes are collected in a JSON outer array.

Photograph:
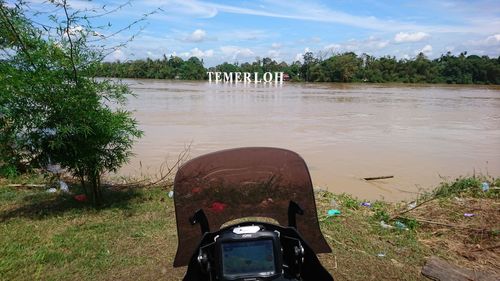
[[173, 147, 331, 267]]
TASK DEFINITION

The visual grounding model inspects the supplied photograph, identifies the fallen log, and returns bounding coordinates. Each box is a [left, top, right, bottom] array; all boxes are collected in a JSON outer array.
[[421, 256, 499, 281], [363, 175, 394, 181], [7, 184, 46, 188]]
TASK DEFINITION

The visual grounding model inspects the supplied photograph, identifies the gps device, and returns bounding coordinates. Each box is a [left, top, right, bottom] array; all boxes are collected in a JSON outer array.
[[215, 226, 282, 280]]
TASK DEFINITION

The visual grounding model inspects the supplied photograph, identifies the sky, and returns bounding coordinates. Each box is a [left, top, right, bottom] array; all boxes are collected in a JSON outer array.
[[16, 0, 500, 66]]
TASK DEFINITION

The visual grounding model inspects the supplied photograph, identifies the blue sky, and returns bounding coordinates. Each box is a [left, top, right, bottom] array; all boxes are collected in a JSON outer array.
[[18, 0, 500, 66]]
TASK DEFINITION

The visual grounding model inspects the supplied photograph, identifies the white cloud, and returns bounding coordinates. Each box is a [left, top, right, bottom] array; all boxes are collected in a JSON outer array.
[[67, 25, 84, 36], [184, 29, 207, 43], [364, 36, 389, 49], [50, 0, 498, 64], [311, 36, 322, 43], [464, 34, 500, 47], [221, 30, 268, 41], [461, 34, 500, 57], [220, 46, 254, 60], [207, 1, 428, 32], [205, 50, 215, 57], [268, 50, 280, 59], [324, 43, 341, 52], [394, 32, 429, 43], [324, 36, 389, 54], [111, 49, 125, 61], [66, 25, 103, 40], [485, 34, 500, 45], [66, 0, 102, 10], [271, 43, 282, 49], [136, 0, 483, 33], [159, 0, 494, 33], [377, 41, 389, 48], [146, 0, 217, 18], [182, 48, 214, 58], [195, 48, 214, 58], [417, 44, 433, 55], [294, 47, 311, 62]]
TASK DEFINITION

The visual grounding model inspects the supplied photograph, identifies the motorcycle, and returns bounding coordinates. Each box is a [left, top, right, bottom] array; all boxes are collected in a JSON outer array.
[[172, 147, 334, 281]]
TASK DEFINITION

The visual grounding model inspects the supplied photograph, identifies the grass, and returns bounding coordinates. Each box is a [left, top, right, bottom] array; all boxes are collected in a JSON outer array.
[[0, 176, 498, 280], [0, 180, 185, 281], [316, 191, 430, 280]]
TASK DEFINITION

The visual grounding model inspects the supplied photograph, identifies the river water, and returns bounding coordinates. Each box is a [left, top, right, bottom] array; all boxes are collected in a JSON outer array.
[[119, 79, 500, 201]]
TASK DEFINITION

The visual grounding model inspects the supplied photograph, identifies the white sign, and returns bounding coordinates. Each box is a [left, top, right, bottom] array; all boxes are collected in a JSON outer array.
[[207, 72, 284, 84]]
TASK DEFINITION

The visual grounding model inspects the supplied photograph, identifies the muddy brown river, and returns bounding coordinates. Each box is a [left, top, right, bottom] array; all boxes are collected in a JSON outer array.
[[118, 79, 500, 201]]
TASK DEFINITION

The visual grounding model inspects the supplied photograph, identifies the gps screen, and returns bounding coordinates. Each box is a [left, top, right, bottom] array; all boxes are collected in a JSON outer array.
[[221, 240, 276, 277]]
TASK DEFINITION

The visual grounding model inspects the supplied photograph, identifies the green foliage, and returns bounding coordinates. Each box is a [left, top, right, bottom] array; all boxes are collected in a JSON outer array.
[[395, 217, 419, 231], [432, 176, 499, 199], [433, 177, 481, 198], [96, 49, 500, 84], [0, 164, 17, 178], [322, 52, 362, 82], [494, 178, 500, 188], [369, 200, 392, 224], [0, 1, 142, 206], [372, 209, 390, 222], [180, 57, 206, 80], [337, 193, 360, 210]]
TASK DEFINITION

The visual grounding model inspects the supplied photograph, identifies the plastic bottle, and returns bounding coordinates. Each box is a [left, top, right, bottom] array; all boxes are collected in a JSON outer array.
[[481, 182, 490, 192], [380, 221, 393, 229], [59, 180, 69, 193], [394, 221, 408, 230], [327, 209, 341, 216], [330, 198, 338, 208]]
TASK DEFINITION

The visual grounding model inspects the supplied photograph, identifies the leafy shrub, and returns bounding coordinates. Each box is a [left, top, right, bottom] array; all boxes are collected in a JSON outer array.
[[0, 2, 143, 205]]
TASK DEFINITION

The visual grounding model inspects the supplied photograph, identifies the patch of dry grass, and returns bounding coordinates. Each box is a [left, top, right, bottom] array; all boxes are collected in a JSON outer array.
[[407, 197, 499, 275]]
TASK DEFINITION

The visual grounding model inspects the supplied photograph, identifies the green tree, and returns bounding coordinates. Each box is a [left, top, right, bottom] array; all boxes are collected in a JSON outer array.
[[323, 52, 361, 82], [0, 1, 143, 205], [216, 61, 241, 73], [286, 61, 301, 81], [168, 55, 184, 78], [180, 57, 206, 80], [301, 52, 317, 82], [92, 45, 500, 85]]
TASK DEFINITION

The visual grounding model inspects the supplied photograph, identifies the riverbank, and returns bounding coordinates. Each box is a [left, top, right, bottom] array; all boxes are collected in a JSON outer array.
[[0, 175, 498, 280]]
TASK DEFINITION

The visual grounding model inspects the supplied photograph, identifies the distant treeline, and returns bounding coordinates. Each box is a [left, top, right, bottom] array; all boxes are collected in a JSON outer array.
[[96, 52, 500, 84]]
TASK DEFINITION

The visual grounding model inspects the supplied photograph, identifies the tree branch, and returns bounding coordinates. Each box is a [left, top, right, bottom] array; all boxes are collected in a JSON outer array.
[[62, 0, 78, 84], [0, 4, 37, 70], [404, 217, 493, 233], [389, 197, 437, 221], [86, 1, 131, 19]]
